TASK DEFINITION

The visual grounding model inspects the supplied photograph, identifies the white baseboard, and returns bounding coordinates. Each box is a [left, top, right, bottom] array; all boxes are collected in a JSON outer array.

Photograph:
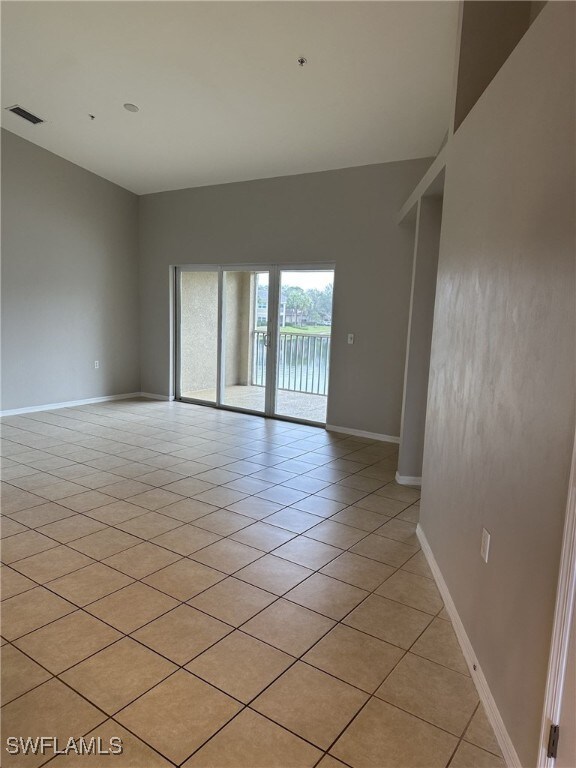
[[0, 392, 142, 417], [326, 424, 400, 444], [417, 525, 521, 768], [139, 393, 174, 402], [395, 471, 422, 487]]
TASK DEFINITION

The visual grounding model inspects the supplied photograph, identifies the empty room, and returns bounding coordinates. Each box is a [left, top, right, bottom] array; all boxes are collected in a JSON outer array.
[[1, 2, 575, 768]]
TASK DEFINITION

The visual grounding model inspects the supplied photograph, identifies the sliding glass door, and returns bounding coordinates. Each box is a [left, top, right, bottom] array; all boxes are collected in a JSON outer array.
[[220, 269, 270, 414], [275, 269, 334, 423], [176, 265, 334, 425]]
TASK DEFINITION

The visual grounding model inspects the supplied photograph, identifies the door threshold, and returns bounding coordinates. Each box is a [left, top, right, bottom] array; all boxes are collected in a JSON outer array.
[[176, 397, 326, 429]]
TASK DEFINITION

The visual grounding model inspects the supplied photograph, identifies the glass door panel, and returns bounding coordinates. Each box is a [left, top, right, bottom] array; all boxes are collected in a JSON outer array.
[[274, 269, 334, 424], [176, 265, 334, 425], [178, 269, 219, 403], [221, 270, 269, 414]]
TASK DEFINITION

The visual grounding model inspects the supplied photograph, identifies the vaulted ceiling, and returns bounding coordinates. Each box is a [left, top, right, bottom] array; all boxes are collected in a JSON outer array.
[[1, 1, 458, 194]]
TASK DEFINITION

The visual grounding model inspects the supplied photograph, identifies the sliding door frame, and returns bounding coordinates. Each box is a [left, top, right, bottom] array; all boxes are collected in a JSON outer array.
[[175, 264, 274, 415], [221, 265, 274, 417], [271, 264, 335, 426], [174, 262, 335, 426]]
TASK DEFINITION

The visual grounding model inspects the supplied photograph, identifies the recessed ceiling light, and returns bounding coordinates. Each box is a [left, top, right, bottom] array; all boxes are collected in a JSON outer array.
[[123, 103, 139, 113]]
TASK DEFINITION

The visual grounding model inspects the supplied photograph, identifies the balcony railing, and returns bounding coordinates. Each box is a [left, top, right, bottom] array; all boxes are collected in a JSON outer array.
[[252, 330, 330, 396]]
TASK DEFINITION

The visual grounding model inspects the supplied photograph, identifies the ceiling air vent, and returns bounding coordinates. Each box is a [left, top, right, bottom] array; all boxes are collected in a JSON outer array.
[[6, 105, 44, 125]]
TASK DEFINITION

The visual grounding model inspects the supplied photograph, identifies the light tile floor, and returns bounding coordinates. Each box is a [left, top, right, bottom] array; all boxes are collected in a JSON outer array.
[[1, 399, 505, 768]]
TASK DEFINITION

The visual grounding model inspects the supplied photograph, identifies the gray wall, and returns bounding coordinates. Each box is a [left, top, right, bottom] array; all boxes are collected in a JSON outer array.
[[453, 1, 541, 131], [139, 159, 430, 436], [420, 4, 575, 765], [398, 196, 442, 480], [1, 130, 140, 410]]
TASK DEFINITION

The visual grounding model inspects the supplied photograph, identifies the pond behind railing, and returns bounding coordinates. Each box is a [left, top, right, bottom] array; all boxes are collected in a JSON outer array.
[[252, 330, 330, 396]]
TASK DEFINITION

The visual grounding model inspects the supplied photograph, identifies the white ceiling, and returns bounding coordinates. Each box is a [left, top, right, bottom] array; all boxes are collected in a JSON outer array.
[[1, 1, 458, 194]]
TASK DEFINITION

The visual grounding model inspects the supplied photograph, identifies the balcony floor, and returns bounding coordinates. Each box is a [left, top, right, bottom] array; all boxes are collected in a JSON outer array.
[[181, 384, 328, 423]]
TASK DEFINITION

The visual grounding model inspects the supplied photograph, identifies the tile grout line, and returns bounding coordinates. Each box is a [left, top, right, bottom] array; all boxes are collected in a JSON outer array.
[[3, 401, 450, 767]]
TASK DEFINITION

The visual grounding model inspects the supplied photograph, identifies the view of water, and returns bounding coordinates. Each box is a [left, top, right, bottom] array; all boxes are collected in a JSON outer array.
[[252, 332, 331, 396]]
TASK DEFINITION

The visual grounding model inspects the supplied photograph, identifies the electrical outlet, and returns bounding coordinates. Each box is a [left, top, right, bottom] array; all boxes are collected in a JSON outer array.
[[347, 333, 355, 345], [94, 361, 99, 369], [481, 528, 491, 563]]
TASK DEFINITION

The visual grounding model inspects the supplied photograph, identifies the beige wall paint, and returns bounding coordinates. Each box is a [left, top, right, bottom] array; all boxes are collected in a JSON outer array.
[[420, 5, 575, 765], [223, 271, 252, 387], [179, 270, 253, 396], [1, 130, 140, 410], [138, 159, 430, 436], [180, 270, 219, 395]]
